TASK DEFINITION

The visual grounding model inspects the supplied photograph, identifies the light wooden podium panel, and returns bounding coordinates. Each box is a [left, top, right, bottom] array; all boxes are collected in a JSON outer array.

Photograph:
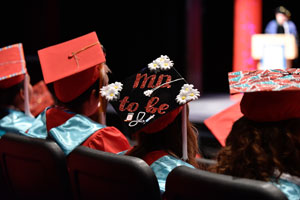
[[251, 34, 298, 60]]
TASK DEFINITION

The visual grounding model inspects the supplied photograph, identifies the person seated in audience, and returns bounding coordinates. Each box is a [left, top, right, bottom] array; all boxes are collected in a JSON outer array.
[[26, 32, 131, 155], [127, 104, 201, 195], [209, 69, 300, 200], [0, 43, 35, 136], [100, 55, 201, 194]]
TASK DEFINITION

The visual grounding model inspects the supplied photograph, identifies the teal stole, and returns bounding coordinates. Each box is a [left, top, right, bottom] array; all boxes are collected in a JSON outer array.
[[27, 107, 106, 155], [117, 151, 194, 194], [0, 109, 35, 137], [150, 155, 194, 194]]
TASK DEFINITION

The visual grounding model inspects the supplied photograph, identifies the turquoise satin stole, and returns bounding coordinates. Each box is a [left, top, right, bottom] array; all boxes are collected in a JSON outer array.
[[271, 176, 300, 200], [0, 109, 35, 137], [50, 114, 105, 155], [150, 155, 194, 194], [26, 108, 48, 139], [27, 107, 106, 155], [117, 151, 194, 194]]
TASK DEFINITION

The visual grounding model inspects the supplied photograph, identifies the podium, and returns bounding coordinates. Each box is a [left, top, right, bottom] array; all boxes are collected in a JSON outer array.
[[251, 34, 298, 69]]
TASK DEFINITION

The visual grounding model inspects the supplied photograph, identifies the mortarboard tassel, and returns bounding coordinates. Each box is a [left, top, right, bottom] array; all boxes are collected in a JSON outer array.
[[181, 103, 188, 161], [98, 64, 106, 125], [24, 74, 33, 117]]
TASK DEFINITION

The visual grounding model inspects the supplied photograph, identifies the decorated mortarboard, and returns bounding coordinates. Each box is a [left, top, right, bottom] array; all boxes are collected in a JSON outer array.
[[0, 43, 32, 116], [101, 55, 200, 134], [229, 69, 300, 93], [38, 32, 106, 102], [229, 68, 300, 122], [0, 43, 26, 88], [205, 68, 300, 147], [101, 55, 200, 160]]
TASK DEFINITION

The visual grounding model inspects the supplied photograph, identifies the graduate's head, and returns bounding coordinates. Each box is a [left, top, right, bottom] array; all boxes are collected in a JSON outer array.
[[101, 55, 201, 163], [0, 76, 25, 108], [0, 43, 33, 113], [205, 69, 300, 147], [38, 32, 108, 116], [209, 69, 300, 180]]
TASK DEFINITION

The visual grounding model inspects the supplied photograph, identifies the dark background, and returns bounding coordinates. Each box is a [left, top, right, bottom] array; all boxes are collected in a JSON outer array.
[[2, 0, 300, 157], [2, 0, 299, 93]]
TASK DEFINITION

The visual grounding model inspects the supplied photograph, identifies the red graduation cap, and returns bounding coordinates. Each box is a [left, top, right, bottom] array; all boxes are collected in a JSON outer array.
[[0, 43, 26, 88], [38, 32, 106, 102], [230, 69, 300, 122], [205, 69, 300, 147], [30, 80, 55, 116], [204, 101, 243, 147]]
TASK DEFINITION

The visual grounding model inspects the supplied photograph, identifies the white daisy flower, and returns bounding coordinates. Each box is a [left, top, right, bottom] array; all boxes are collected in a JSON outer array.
[[100, 82, 123, 101], [181, 84, 194, 92], [148, 61, 160, 72], [186, 88, 200, 101], [105, 88, 119, 101], [144, 89, 153, 97], [176, 84, 200, 104], [160, 60, 174, 71], [111, 82, 123, 91], [176, 92, 188, 104], [155, 55, 170, 64], [148, 55, 173, 72], [100, 85, 111, 97]]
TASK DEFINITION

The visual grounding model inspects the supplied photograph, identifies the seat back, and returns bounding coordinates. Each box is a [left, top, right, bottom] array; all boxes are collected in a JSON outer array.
[[165, 166, 288, 200], [196, 157, 217, 170], [0, 133, 72, 200], [67, 146, 162, 200], [0, 159, 9, 199]]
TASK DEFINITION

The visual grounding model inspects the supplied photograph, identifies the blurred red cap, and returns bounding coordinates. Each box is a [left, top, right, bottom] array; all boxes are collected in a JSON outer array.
[[0, 43, 26, 89]]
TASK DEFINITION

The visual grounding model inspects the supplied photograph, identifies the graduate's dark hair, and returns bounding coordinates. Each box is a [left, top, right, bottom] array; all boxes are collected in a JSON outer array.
[[47, 78, 100, 113], [0, 81, 24, 106], [209, 116, 300, 181], [127, 105, 200, 168], [0, 81, 24, 118]]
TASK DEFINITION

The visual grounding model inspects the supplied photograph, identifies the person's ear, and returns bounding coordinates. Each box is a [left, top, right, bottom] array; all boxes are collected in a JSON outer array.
[[81, 89, 98, 117], [19, 88, 25, 101], [88, 89, 99, 109], [90, 89, 97, 101]]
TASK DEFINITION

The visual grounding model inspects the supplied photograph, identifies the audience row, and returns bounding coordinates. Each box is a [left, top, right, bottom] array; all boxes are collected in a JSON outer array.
[[0, 32, 299, 200]]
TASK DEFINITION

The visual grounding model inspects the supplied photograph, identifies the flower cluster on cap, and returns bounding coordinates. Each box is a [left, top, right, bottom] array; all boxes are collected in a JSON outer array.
[[148, 55, 174, 72], [100, 82, 123, 101], [144, 55, 174, 96], [176, 84, 200, 104]]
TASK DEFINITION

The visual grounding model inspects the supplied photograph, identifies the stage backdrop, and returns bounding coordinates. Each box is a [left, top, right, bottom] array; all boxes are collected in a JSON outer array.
[[233, 0, 262, 71]]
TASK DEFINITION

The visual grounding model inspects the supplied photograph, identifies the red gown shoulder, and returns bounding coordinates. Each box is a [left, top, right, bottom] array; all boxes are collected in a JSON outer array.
[[46, 107, 131, 153], [81, 126, 131, 153]]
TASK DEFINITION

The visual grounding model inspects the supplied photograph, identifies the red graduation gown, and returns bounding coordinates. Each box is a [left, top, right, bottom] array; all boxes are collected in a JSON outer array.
[[45, 107, 131, 153]]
